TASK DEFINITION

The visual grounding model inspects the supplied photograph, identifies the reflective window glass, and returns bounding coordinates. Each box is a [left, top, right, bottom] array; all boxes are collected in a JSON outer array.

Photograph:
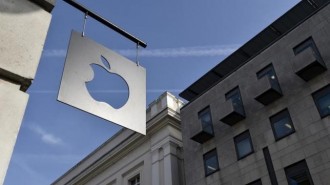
[[234, 130, 254, 159], [203, 149, 220, 176], [270, 109, 295, 140], [312, 85, 330, 118], [285, 160, 314, 185], [199, 107, 214, 134]]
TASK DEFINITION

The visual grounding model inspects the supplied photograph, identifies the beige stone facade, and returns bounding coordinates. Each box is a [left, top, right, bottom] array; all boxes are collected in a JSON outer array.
[[0, 0, 54, 184], [53, 92, 185, 185]]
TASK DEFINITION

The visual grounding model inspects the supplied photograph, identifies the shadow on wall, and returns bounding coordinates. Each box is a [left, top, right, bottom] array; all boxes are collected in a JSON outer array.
[[0, 0, 40, 14]]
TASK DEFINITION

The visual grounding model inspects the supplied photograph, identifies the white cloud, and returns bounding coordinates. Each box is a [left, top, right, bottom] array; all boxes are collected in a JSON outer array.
[[42, 49, 67, 57], [119, 45, 239, 57], [29, 125, 64, 146], [42, 44, 239, 58], [29, 90, 57, 94]]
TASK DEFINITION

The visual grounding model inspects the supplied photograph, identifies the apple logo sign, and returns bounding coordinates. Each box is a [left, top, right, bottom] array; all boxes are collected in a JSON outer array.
[[86, 56, 129, 109], [58, 30, 146, 135]]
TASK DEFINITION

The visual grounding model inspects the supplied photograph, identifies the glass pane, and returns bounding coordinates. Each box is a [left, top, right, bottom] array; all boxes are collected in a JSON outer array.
[[247, 179, 262, 185], [200, 110, 214, 134], [293, 38, 315, 55], [130, 175, 140, 185], [205, 155, 218, 174], [257, 65, 281, 92], [232, 93, 245, 114], [201, 112, 212, 128], [273, 117, 294, 139], [203, 125, 213, 134], [231, 93, 241, 106], [285, 160, 313, 185], [237, 138, 252, 158], [288, 172, 311, 185], [258, 66, 273, 79], [318, 93, 330, 117]]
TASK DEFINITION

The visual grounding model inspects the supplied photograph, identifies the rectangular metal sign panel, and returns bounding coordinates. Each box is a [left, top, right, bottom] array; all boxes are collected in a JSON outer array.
[[58, 30, 146, 135]]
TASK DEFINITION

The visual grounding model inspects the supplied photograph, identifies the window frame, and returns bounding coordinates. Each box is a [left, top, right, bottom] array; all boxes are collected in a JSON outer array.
[[234, 130, 254, 160], [257, 63, 282, 91], [203, 148, 220, 177], [285, 160, 314, 185], [293, 37, 321, 58], [246, 179, 262, 185], [270, 108, 295, 141], [225, 86, 243, 104], [312, 84, 330, 118], [225, 86, 246, 115], [198, 106, 214, 135], [128, 174, 140, 185]]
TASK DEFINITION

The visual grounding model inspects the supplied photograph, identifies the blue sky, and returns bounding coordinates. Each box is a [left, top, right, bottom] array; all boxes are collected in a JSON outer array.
[[5, 0, 300, 184]]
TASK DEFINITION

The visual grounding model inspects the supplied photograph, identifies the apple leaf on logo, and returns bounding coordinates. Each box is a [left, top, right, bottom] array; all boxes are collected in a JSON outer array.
[[101, 55, 111, 70]]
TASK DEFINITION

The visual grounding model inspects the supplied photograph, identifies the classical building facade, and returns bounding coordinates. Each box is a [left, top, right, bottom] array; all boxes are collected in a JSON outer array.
[[180, 0, 330, 185], [0, 0, 54, 184], [52, 92, 185, 185]]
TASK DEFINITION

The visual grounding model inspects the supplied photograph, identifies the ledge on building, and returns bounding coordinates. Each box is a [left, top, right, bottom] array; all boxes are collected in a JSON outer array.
[[254, 77, 282, 105], [190, 126, 214, 144], [293, 47, 327, 81], [219, 100, 245, 126]]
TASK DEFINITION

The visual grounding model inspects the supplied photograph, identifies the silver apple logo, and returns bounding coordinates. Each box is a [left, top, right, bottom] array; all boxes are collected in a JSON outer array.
[[58, 31, 146, 135]]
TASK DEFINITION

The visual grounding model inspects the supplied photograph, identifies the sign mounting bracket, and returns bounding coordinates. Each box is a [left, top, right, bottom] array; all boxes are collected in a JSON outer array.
[[63, 0, 147, 48]]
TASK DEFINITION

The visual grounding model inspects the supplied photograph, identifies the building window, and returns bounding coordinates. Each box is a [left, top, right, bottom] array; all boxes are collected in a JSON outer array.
[[257, 64, 281, 92], [292, 37, 326, 81], [234, 130, 254, 160], [129, 174, 140, 185], [199, 107, 214, 135], [285, 160, 314, 185], [191, 106, 214, 143], [220, 86, 246, 126], [203, 149, 220, 176], [226, 87, 245, 115], [293, 37, 321, 56], [312, 84, 330, 118], [246, 179, 262, 185], [255, 64, 283, 105], [270, 109, 295, 141]]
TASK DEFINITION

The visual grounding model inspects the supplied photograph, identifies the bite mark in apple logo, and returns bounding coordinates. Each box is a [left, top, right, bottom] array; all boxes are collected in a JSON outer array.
[[86, 55, 129, 109]]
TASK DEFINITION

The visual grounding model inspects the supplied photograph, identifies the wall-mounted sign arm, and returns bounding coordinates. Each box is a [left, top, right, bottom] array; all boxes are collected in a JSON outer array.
[[63, 0, 147, 48]]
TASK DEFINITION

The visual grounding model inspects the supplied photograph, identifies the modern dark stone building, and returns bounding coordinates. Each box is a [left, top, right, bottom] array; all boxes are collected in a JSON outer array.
[[180, 0, 330, 185]]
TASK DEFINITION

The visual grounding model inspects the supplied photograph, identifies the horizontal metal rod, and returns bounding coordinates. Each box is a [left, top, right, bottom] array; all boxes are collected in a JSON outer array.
[[63, 0, 147, 48]]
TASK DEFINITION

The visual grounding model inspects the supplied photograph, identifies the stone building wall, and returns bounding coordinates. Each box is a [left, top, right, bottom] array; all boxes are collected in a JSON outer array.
[[0, 0, 54, 184], [52, 92, 185, 185], [181, 2, 330, 185]]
